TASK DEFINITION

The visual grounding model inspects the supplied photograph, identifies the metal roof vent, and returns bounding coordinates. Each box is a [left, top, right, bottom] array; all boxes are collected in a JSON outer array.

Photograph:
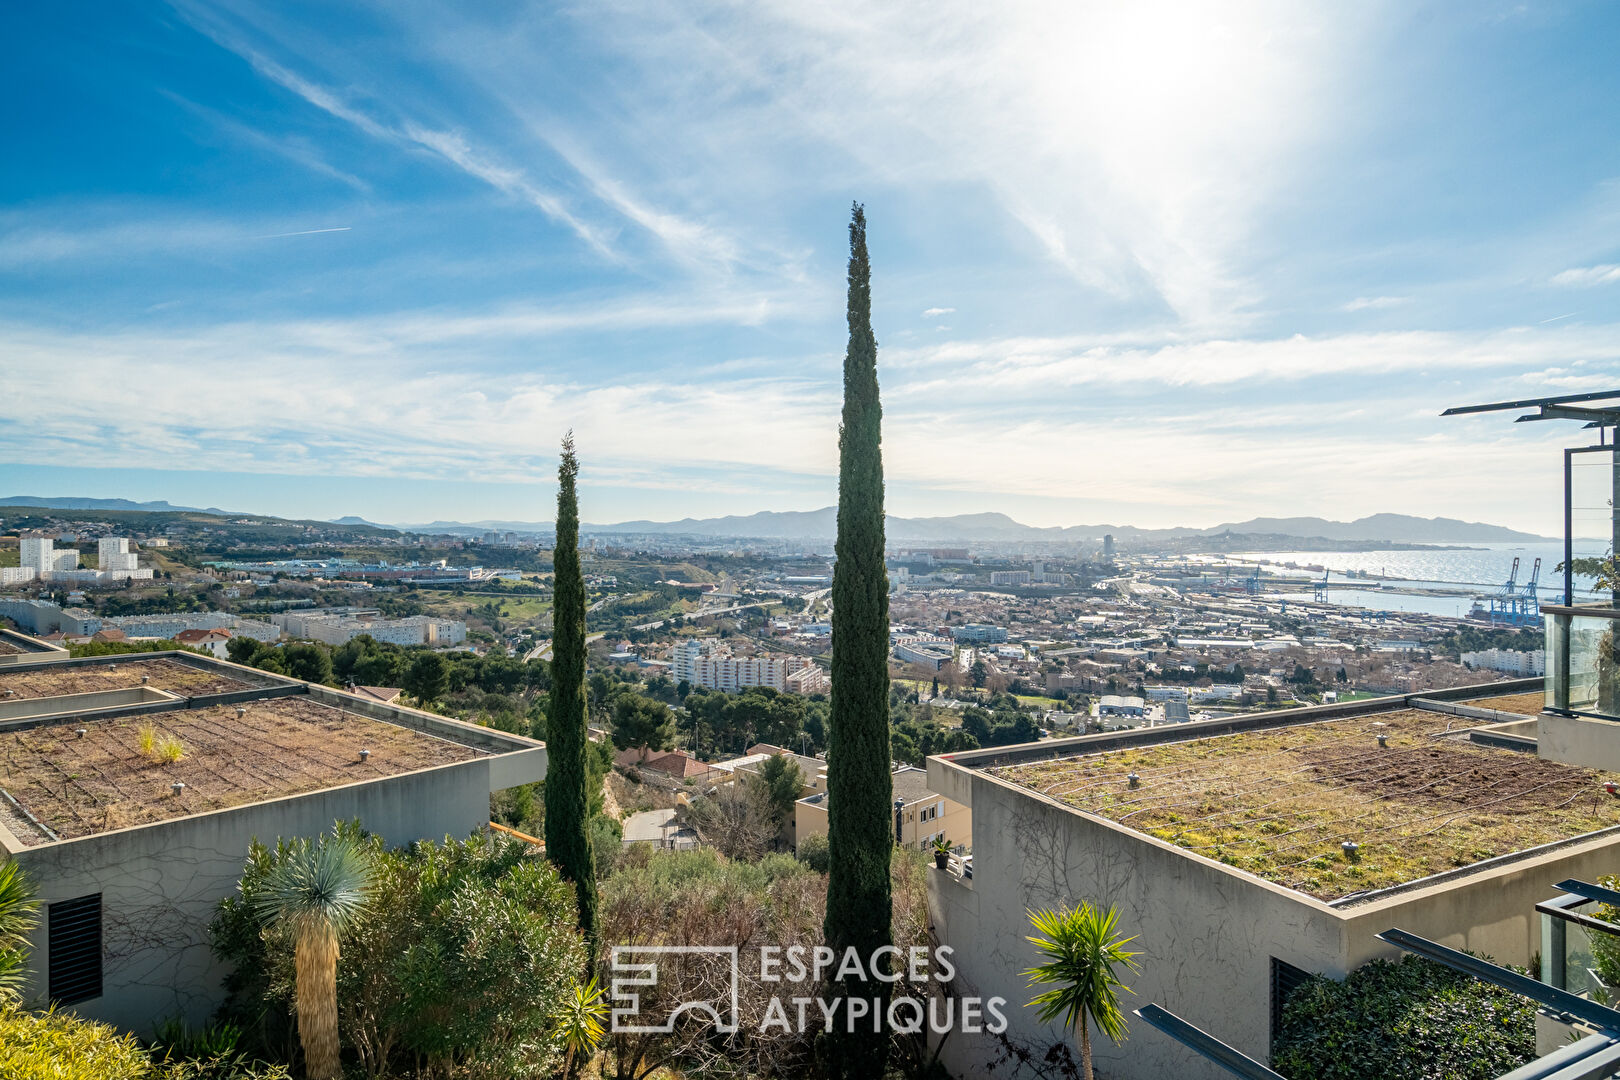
[[359, 748, 371, 762], [170, 781, 185, 797], [1127, 772, 1141, 789], [1376, 734, 1388, 748], [75, 728, 87, 739], [141, 674, 149, 684], [235, 706, 246, 718], [1341, 841, 1359, 858]]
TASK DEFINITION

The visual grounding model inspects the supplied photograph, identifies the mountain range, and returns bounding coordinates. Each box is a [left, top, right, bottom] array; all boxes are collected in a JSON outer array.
[[348, 508, 1551, 544], [7, 497, 1552, 544]]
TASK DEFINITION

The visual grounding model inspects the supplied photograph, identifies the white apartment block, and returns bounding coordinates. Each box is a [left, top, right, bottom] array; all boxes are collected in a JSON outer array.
[[1461, 647, 1546, 677], [98, 537, 140, 572], [271, 612, 467, 648], [9, 536, 151, 586], [20, 537, 78, 573], [669, 639, 820, 694]]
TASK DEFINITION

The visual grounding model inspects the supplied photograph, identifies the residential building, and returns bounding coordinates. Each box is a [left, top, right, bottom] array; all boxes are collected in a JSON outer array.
[[952, 623, 1009, 643], [97, 537, 139, 573], [796, 765, 971, 854], [922, 677, 1615, 1080], [270, 611, 466, 647], [621, 807, 700, 850], [668, 639, 820, 694], [1462, 648, 1546, 676], [988, 571, 1030, 586], [0, 650, 546, 1035], [173, 628, 233, 657], [894, 636, 954, 671]]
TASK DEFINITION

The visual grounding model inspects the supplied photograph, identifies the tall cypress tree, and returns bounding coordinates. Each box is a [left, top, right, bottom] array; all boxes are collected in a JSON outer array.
[[545, 431, 598, 964], [823, 202, 893, 1078]]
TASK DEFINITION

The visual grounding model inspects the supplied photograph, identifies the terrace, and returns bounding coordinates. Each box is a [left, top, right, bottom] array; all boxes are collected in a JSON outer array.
[[0, 694, 487, 845], [991, 706, 1620, 901]]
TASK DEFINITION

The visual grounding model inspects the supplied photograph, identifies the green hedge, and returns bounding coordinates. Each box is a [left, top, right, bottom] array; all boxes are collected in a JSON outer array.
[[1273, 954, 1535, 1080]]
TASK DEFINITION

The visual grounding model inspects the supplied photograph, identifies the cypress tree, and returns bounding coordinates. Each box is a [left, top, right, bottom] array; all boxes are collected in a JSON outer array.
[[822, 202, 893, 1078], [545, 431, 598, 964]]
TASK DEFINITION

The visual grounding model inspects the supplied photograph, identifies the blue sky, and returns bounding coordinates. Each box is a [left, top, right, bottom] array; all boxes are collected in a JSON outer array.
[[2, 1, 1618, 532]]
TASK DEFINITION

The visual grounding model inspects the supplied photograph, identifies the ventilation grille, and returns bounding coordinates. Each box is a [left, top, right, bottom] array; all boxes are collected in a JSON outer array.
[[48, 894, 102, 1005], [1270, 955, 1313, 1053]]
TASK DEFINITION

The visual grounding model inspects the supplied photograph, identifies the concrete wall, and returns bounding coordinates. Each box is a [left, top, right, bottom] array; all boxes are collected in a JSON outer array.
[[925, 765, 1620, 1080], [9, 757, 506, 1035], [1539, 712, 1620, 771], [0, 627, 69, 666], [0, 685, 179, 727]]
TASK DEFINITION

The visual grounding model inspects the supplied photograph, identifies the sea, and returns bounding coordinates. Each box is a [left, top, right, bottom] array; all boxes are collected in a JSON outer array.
[[1231, 540, 1611, 619]]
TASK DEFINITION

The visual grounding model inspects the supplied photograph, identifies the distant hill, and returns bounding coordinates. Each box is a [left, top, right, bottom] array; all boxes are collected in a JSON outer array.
[[0, 495, 229, 514], [8, 496, 1547, 545], [1196, 514, 1546, 544], [402, 508, 1545, 544]]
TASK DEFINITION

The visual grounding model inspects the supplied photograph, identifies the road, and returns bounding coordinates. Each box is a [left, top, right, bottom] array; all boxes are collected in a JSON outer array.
[[525, 631, 607, 661]]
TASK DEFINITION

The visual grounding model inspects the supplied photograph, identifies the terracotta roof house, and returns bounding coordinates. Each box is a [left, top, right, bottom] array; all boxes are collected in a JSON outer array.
[[614, 746, 715, 780], [352, 685, 403, 704], [174, 628, 232, 658], [90, 628, 127, 643]]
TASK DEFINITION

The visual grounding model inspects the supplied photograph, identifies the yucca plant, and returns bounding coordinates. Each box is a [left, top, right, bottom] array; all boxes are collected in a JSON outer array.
[[0, 861, 39, 1000], [252, 835, 374, 1080], [1023, 903, 1141, 1080], [555, 975, 608, 1080]]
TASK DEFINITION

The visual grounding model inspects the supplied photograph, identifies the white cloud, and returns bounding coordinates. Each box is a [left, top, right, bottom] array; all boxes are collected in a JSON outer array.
[[551, 0, 1373, 326], [0, 314, 1599, 531], [1343, 295, 1410, 311], [1551, 264, 1620, 287], [922, 307, 955, 318]]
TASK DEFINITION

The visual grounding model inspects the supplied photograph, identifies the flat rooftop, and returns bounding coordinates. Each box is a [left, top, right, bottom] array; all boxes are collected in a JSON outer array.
[[1468, 691, 1544, 716], [992, 708, 1619, 901], [0, 695, 487, 845], [0, 657, 256, 701]]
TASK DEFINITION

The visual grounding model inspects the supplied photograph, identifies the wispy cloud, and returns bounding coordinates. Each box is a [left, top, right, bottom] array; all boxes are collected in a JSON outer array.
[[1551, 264, 1620, 287], [1343, 295, 1409, 311], [922, 307, 955, 317], [254, 226, 351, 240]]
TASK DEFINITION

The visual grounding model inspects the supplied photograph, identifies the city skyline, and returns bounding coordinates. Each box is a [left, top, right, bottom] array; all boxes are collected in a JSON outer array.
[[5, 2, 1620, 532]]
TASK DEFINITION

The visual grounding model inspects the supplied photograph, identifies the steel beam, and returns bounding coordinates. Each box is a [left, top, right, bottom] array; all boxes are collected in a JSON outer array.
[[1135, 1004, 1287, 1080]]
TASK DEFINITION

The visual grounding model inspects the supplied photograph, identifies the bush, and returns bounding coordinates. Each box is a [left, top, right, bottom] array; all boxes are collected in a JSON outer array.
[[795, 832, 830, 873], [0, 1002, 288, 1080], [212, 825, 586, 1079], [0, 1002, 150, 1080], [1273, 953, 1535, 1080]]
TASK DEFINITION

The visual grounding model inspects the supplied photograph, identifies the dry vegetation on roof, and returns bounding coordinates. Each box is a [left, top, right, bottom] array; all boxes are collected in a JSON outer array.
[[0, 658, 252, 701], [1465, 692, 1545, 716], [993, 709, 1620, 900], [0, 697, 484, 844]]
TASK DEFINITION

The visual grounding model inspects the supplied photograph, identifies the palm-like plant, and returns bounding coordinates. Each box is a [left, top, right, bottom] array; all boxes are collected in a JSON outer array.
[[252, 835, 374, 1080], [556, 974, 608, 1080], [0, 861, 39, 1000], [1023, 903, 1141, 1080]]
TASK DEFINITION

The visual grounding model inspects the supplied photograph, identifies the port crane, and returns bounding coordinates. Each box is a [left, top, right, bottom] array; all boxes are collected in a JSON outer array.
[[1486, 556, 1541, 626]]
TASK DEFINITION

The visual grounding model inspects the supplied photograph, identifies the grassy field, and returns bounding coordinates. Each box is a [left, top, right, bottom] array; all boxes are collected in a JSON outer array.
[[995, 708, 1620, 900]]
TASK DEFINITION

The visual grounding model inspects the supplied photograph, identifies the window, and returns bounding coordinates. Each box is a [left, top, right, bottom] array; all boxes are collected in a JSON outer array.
[[48, 894, 102, 1005]]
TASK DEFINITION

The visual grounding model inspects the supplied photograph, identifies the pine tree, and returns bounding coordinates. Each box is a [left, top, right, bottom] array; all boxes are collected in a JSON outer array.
[[822, 202, 893, 1078], [546, 431, 599, 964]]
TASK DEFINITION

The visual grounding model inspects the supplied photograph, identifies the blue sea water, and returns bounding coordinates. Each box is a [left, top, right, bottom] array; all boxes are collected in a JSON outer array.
[[1234, 540, 1610, 618]]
